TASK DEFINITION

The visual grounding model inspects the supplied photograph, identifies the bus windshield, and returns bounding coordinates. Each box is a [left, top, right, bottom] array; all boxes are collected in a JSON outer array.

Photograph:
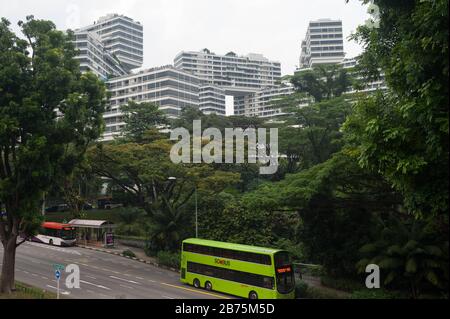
[[60, 228, 75, 240], [274, 251, 295, 294]]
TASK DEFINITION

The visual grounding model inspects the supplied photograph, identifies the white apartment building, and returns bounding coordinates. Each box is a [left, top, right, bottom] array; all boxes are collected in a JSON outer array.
[[340, 57, 387, 94], [199, 85, 226, 115], [74, 14, 143, 76], [103, 65, 201, 140], [299, 19, 345, 69], [73, 30, 128, 80], [174, 49, 282, 96], [234, 83, 296, 118]]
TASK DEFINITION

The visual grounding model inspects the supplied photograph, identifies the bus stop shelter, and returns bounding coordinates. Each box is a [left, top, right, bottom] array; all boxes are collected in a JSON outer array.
[[68, 219, 115, 248]]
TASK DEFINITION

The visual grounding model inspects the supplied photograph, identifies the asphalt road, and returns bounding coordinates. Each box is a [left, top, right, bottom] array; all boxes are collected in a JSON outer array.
[[0, 241, 232, 299]]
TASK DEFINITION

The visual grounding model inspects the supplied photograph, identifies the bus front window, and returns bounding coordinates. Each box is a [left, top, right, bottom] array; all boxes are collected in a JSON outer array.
[[61, 228, 75, 240], [274, 251, 295, 294]]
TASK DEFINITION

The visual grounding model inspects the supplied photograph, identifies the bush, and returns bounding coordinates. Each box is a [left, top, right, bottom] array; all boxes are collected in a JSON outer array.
[[157, 251, 180, 269], [295, 280, 309, 298], [320, 276, 363, 292], [303, 286, 343, 299], [350, 289, 405, 299], [122, 249, 136, 258]]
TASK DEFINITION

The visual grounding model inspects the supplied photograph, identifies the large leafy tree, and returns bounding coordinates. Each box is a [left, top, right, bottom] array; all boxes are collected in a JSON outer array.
[[120, 101, 168, 143], [290, 64, 351, 102], [87, 140, 239, 252], [0, 16, 106, 293], [346, 0, 449, 217], [245, 151, 400, 276]]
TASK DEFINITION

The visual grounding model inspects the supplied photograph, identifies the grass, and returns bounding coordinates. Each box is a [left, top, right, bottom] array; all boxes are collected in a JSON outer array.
[[0, 282, 57, 299], [44, 208, 124, 224]]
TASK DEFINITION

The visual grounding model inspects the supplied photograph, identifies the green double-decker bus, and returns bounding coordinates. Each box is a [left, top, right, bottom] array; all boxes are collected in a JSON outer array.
[[180, 238, 295, 299]]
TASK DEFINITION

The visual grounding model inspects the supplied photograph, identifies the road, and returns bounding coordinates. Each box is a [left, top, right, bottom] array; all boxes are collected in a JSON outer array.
[[0, 241, 231, 299]]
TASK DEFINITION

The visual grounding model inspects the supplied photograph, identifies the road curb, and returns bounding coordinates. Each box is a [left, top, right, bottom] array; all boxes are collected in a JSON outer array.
[[77, 245, 180, 274]]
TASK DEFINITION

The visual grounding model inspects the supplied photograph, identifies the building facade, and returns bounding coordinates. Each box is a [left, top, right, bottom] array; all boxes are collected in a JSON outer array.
[[77, 14, 144, 71], [234, 83, 295, 118], [199, 85, 226, 115], [299, 19, 345, 69], [103, 65, 201, 140], [174, 49, 282, 96], [73, 30, 128, 80], [340, 57, 387, 94]]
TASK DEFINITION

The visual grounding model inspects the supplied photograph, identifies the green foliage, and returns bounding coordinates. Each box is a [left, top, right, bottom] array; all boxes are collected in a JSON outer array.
[[349, 289, 405, 300], [347, 0, 449, 217], [301, 286, 344, 299], [246, 151, 397, 277], [120, 101, 168, 143], [0, 16, 106, 293], [122, 249, 136, 258], [156, 251, 180, 269], [291, 64, 352, 102], [198, 192, 299, 248], [357, 215, 449, 298], [295, 280, 309, 298]]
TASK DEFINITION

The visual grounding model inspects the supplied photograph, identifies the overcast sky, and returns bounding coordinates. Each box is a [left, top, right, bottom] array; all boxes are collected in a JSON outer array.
[[3, 0, 369, 75]]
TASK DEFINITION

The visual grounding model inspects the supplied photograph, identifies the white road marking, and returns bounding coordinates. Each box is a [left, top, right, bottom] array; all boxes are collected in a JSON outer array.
[[46, 285, 70, 295], [162, 295, 174, 299], [41, 276, 49, 280], [86, 275, 97, 280], [135, 276, 144, 280], [79, 279, 112, 291], [26, 242, 81, 255], [109, 275, 141, 285]]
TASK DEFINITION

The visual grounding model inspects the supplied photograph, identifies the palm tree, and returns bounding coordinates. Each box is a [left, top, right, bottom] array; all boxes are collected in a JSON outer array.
[[357, 215, 449, 298]]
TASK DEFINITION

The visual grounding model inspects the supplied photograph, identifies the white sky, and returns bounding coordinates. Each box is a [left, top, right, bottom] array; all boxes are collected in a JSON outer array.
[[3, 0, 369, 75]]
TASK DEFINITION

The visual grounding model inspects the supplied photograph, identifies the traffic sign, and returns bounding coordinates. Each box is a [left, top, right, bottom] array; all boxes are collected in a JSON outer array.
[[55, 269, 61, 280], [53, 263, 65, 271]]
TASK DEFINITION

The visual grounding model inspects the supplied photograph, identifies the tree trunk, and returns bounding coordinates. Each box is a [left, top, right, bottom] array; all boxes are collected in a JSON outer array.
[[0, 235, 17, 294]]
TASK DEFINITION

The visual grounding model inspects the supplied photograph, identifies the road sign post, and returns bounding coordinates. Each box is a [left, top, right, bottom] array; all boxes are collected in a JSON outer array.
[[55, 269, 61, 299], [53, 265, 64, 300]]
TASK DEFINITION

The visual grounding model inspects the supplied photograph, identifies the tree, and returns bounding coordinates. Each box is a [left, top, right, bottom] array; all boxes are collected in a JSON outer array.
[[357, 215, 449, 298], [0, 16, 106, 293], [276, 97, 351, 173], [346, 0, 449, 217], [245, 151, 401, 277], [290, 64, 351, 102], [120, 101, 168, 143], [87, 139, 240, 252]]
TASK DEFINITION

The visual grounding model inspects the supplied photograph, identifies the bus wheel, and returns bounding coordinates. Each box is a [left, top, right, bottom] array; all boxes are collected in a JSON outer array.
[[249, 291, 258, 299], [49, 239, 53, 246], [205, 281, 212, 291], [193, 278, 200, 288]]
